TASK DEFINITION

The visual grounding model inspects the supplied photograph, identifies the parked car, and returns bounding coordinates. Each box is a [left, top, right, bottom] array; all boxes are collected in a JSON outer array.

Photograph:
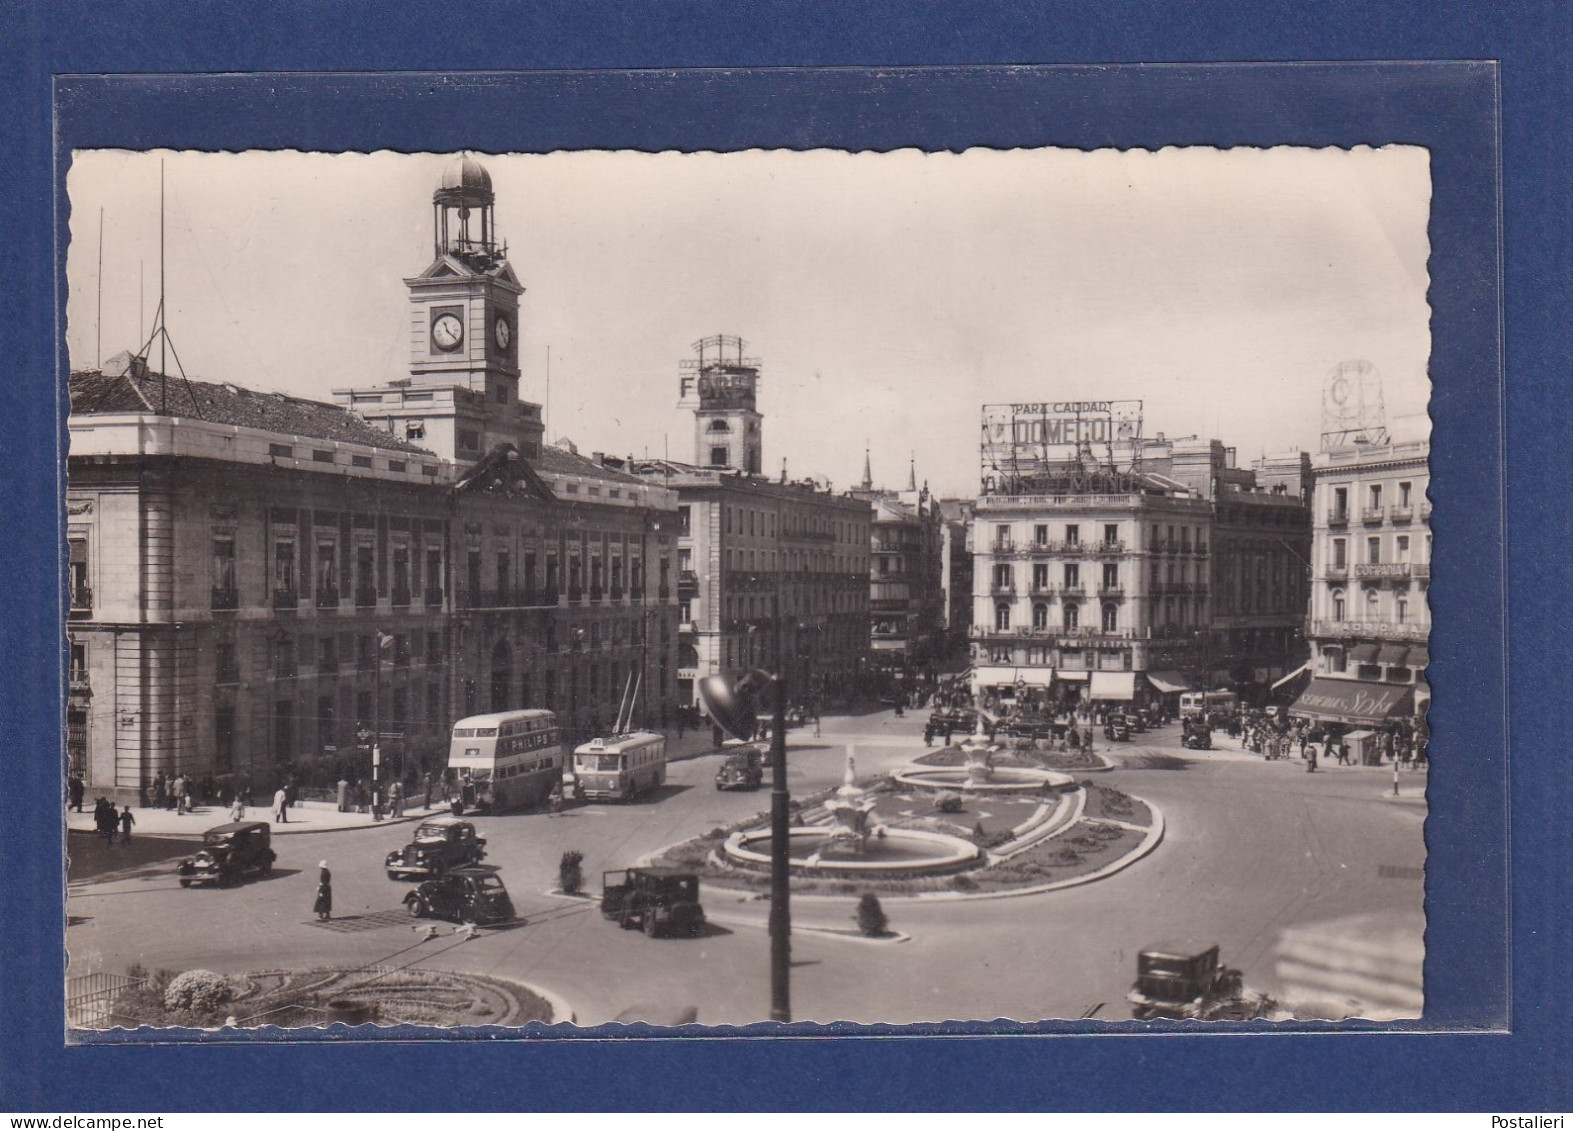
[[601, 867, 707, 938], [1103, 713, 1132, 742], [1181, 720, 1214, 750], [403, 867, 515, 925], [177, 821, 276, 888], [714, 746, 764, 791], [385, 816, 486, 880], [1127, 942, 1273, 1020]]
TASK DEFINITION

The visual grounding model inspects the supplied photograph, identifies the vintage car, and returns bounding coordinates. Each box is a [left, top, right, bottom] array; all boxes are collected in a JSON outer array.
[[714, 746, 764, 791], [177, 821, 276, 888], [601, 867, 707, 938], [385, 816, 487, 880], [1181, 720, 1214, 750], [1103, 713, 1132, 742], [1127, 942, 1272, 1021], [403, 867, 515, 925]]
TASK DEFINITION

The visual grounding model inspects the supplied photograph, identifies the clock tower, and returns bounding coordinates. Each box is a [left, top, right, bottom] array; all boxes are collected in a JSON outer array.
[[678, 334, 763, 475], [340, 155, 545, 462]]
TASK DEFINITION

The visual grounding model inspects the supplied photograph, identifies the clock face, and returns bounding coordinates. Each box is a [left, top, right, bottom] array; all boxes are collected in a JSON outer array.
[[493, 315, 512, 349], [431, 313, 463, 352]]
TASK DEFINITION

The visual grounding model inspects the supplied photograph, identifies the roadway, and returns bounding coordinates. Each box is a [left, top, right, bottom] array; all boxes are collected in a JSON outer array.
[[65, 712, 1426, 1026]]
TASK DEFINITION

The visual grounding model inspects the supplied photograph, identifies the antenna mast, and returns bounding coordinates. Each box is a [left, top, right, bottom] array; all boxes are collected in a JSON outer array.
[[133, 158, 201, 419], [95, 208, 104, 369]]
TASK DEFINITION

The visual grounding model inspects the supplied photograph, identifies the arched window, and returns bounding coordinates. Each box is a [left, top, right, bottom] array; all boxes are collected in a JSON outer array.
[[1101, 603, 1118, 633], [1033, 602, 1049, 629], [995, 603, 1011, 632], [1063, 602, 1079, 630], [1331, 589, 1345, 621], [708, 419, 731, 432]]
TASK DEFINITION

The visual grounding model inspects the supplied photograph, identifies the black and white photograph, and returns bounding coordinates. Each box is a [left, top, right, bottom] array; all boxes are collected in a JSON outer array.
[[63, 144, 1431, 1031]]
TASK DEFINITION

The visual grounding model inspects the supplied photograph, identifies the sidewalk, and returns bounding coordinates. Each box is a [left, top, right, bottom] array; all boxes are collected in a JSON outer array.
[[66, 798, 452, 838]]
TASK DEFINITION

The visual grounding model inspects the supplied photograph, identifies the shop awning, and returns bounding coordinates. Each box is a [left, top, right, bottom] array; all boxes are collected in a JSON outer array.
[[1055, 671, 1089, 682], [1290, 678, 1414, 725], [972, 666, 1054, 688], [1272, 662, 1314, 692], [1407, 647, 1430, 670], [1146, 670, 1191, 694], [1377, 643, 1410, 665], [1089, 672, 1137, 700], [1349, 644, 1381, 663]]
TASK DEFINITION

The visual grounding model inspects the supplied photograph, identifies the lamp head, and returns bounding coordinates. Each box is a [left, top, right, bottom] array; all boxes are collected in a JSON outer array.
[[697, 669, 778, 741]]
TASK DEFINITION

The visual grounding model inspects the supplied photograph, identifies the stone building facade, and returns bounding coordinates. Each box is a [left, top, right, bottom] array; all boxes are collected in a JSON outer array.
[[65, 157, 680, 800]]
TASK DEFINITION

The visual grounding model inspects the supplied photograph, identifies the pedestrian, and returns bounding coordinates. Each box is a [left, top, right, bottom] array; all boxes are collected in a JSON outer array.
[[118, 805, 135, 840], [1307, 743, 1318, 773], [272, 786, 289, 825], [284, 775, 299, 813], [390, 781, 404, 820], [229, 795, 246, 823], [313, 861, 333, 921], [371, 784, 385, 822], [152, 771, 167, 810], [422, 771, 433, 810], [923, 722, 935, 747], [68, 773, 85, 813], [176, 775, 191, 815]]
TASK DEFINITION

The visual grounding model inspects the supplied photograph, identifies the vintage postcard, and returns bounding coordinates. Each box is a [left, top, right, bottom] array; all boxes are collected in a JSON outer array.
[[64, 145, 1430, 1032]]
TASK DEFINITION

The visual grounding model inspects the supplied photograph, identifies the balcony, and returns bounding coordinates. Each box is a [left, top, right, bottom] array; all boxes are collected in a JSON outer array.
[[1194, 542, 1209, 555], [589, 586, 604, 604], [1055, 540, 1087, 555], [1412, 563, 1430, 580], [1093, 540, 1126, 556], [315, 587, 339, 610], [989, 539, 1016, 554], [1326, 510, 1350, 526], [1098, 585, 1125, 597], [391, 586, 412, 608], [678, 620, 698, 634], [1059, 584, 1085, 597], [70, 586, 94, 615], [354, 587, 377, 609], [1310, 619, 1429, 642], [210, 587, 238, 612], [1029, 584, 1056, 598], [1420, 502, 1433, 520], [1361, 506, 1386, 524], [1325, 566, 1348, 582], [1389, 505, 1414, 523], [630, 585, 644, 603], [273, 588, 299, 611], [988, 582, 1016, 597], [424, 587, 444, 608]]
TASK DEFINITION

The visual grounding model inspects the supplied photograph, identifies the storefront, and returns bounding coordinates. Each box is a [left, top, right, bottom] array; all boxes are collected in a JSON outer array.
[[1289, 677, 1414, 730], [1145, 670, 1190, 711]]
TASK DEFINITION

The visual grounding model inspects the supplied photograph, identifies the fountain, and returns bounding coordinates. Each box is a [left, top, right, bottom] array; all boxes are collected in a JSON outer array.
[[892, 716, 1076, 795], [719, 752, 982, 879]]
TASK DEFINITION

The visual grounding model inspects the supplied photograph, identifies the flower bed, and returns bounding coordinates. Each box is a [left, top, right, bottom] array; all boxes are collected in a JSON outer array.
[[1078, 780, 1153, 827], [106, 964, 555, 1029]]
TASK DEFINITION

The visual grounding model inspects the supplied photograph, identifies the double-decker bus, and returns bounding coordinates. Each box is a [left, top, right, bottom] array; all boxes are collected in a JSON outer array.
[[447, 710, 563, 811], [570, 731, 667, 802]]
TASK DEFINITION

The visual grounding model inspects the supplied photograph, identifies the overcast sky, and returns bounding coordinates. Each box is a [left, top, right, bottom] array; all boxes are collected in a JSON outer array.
[[65, 147, 1431, 498]]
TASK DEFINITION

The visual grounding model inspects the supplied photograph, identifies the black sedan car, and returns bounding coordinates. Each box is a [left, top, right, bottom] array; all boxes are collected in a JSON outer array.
[[385, 816, 487, 880], [403, 868, 515, 925], [177, 821, 276, 888]]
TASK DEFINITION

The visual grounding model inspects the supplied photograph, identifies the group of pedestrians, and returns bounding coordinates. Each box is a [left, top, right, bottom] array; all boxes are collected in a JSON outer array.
[[88, 796, 135, 843]]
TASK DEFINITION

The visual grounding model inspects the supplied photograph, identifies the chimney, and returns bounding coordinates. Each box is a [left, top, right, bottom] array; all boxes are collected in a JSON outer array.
[[592, 451, 605, 466]]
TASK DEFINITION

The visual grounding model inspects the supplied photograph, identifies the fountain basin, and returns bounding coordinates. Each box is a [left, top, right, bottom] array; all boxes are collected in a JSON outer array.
[[890, 766, 1075, 794], [721, 826, 982, 879]]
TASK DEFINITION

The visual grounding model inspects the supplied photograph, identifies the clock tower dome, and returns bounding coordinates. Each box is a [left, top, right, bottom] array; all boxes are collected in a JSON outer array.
[[340, 155, 545, 463]]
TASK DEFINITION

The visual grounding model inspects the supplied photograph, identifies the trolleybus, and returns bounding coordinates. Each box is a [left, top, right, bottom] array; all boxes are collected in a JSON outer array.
[[570, 731, 668, 802], [447, 710, 563, 811], [1179, 689, 1238, 720]]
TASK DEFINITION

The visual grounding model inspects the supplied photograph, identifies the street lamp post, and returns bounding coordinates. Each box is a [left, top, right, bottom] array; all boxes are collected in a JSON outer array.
[[767, 588, 791, 1022]]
